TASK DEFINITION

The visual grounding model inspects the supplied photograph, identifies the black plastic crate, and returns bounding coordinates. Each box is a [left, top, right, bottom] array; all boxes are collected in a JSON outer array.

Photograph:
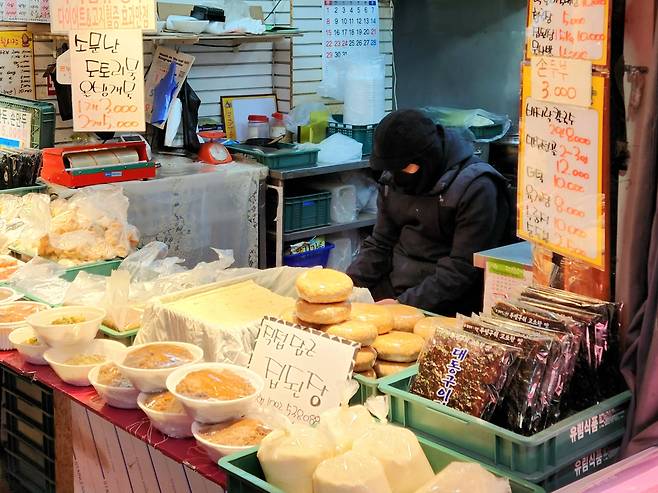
[[6, 431, 55, 477], [5, 408, 55, 457], [6, 449, 55, 493], [3, 368, 54, 410], [3, 389, 54, 434]]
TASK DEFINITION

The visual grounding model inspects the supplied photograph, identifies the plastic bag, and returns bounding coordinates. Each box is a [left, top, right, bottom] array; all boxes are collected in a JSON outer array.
[[9, 257, 69, 305], [317, 133, 363, 165], [151, 62, 177, 125], [410, 325, 520, 419], [118, 241, 185, 282], [421, 106, 511, 143], [101, 270, 141, 332], [285, 102, 329, 134], [63, 271, 107, 307]]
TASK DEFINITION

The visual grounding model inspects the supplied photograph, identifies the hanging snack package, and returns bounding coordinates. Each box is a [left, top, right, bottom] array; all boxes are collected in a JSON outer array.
[[461, 316, 553, 434], [410, 325, 520, 420], [490, 301, 582, 429]]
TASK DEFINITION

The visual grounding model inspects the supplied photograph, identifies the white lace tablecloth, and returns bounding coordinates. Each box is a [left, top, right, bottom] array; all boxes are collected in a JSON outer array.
[[121, 160, 267, 268]]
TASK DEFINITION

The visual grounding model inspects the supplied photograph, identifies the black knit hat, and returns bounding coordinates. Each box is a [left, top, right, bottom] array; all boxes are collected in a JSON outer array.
[[369, 109, 441, 171]]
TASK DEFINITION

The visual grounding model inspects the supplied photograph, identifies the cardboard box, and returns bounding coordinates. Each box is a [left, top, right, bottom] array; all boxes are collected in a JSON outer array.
[[157, 1, 193, 19]]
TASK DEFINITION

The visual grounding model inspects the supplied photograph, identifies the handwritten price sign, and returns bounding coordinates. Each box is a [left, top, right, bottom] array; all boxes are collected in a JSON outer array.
[[527, 0, 609, 66], [531, 57, 592, 107], [50, 0, 156, 34], [249, 317, 358, 425], [69, 30, 145, 132]]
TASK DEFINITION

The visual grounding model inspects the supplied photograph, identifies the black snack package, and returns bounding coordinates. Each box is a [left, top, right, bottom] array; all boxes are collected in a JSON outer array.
[[410, 325, 520, 420]]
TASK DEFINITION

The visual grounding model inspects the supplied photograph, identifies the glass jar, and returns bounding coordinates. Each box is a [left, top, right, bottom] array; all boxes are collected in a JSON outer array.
[[247, 115, 269, 140], [270, 112, 286, 139]]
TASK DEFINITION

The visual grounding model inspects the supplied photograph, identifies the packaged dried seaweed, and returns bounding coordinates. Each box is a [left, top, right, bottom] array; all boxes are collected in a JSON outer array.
[[462, 316, 553, 434], [409, 326, 520, 420]]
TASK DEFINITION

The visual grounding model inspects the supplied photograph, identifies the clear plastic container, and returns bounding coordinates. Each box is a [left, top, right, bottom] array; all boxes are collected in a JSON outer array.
[[270, 112, 286, 138], [247, 115, 269, 140]]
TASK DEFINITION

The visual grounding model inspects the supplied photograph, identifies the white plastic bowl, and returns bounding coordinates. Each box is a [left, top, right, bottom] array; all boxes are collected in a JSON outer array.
[[43, 339, 127, 386], [192, 410, 290, 462], [116, 342, 204, 393], [8, 326, 49, 365], [0, 286, 22, 304], [88, 364, 140, 409], [170, 19, 209, 33], [166, 362, 264, 424], [0, 301, 50, 350], [27, 306, 105, 348], [137, 392, 194, 438]]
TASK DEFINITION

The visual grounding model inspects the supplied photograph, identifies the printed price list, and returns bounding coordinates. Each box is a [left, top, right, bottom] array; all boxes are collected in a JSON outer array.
[[520, 97, 602, 266], [1, 0, 49, 23]]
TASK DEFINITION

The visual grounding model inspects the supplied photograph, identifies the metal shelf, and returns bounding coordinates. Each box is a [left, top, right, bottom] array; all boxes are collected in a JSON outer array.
[[268, 160, 370, 181], [34, 31, 302, 45], [278, 213, 377, 242]]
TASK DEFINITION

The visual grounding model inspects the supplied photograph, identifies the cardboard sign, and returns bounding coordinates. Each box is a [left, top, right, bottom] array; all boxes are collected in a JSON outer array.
[[249, 317, 359, 425], [0, 107, 32, 148], [1, 0, 49, 23], [69, 29, 145, 132], [56, 50, 71, 85], [0, 31, 36, 100], [527, 0, 610, 67], [518, 66, 606, 269], [50, 0, 156, 34], [531, 57, 592, 108], [143, 46, 195, 130]]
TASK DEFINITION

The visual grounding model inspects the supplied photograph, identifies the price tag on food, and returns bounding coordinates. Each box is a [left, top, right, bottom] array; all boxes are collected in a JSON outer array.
[[531, 57, 592, 107], [249, 317, 359, 425], [527, 0, 610, 66], [69, 29, 145, 132], [0, 107, 32, 148], [50, 0, 156, 34]]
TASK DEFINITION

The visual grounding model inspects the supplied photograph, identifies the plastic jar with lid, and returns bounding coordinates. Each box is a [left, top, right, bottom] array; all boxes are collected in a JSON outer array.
[[270, 112, 286, 139], [247, 115, 269, 140]]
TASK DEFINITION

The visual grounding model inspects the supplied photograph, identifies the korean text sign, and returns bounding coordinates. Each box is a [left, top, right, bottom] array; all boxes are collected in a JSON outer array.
[[249, 317, 359, 425], [50, 0, 156, 34], [69, 29, 145, 132]]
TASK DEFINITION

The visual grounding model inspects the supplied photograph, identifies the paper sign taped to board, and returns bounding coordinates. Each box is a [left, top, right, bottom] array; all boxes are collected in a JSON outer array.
[[531, 57, 592, 107], [483, 259, 534, 315], [249, 317, 359, 425], [50, 0, 156, 34], [1, 0, 49, 23], [144, 46, 194, 130], [0, 107, 32, 148], [0, 31, 36, 100], [527, 0, 610, 66], [70, 29, 145, 132]]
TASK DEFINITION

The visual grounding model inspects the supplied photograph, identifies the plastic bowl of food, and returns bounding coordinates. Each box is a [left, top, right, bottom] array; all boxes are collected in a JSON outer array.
[[89, 362, 140, 409], [0, 255, 24, 282], [166, 362, 264, 424], [27, 306, 105, 348], [43, 339, 127, 386], [0, 301, 50, 350], [8, 326, 49, 365], [192, 410, 289, 462], [116, 342, 204, 393], [137, 391, 194, 438], [0, 286, 22, 304]]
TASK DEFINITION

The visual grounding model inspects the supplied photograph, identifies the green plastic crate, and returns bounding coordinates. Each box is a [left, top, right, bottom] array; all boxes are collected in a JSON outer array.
[[0, 183, 47, 196], [226, 143, 319, 169], [327, 115, 377, 156], [350, 373, 382, 405], [99, 324, 139, 346], [0, 95, 56, 149], [60, 258, 122, 282], [378, 366, 630, 482], [283, 191, 331, 233], [219, 435, 544, 493]]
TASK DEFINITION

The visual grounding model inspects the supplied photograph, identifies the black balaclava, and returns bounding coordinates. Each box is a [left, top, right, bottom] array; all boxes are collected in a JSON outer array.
[[370, 109, 446, 195]]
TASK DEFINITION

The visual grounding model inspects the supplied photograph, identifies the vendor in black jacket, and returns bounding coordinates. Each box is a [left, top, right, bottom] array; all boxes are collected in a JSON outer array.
[[346, 109, 511, 315]]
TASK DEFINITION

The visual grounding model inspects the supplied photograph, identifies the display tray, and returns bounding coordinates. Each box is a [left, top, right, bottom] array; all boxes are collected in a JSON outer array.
[[9, 248, 122, 282], [351, 372, 382, 405], [378, 366, 630, 481], [219, 434, 543, 493]]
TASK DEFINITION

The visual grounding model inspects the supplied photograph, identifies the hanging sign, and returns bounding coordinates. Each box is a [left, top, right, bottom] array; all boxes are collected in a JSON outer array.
[[531, 57, 592, 108], [322, 0, 380, 78], [56, 50, 71, 85], [249, 317, 359, 425], [526, 0, 610, 67], [518, 64, 606, 269], [0, 32, 36, 100], [69, 29, 145, 132], [1, 0, 49, 23], [49, 0, 156, 34]]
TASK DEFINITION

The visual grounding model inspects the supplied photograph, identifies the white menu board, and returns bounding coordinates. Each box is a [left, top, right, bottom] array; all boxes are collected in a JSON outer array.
[[69, 29, 145, 132], [531, 56, 592, 108], [1, 0, 49, 23], [322, 0, 380, 77], [527, 0, 610, 66], [250, 317, 358, 425], [50, 0, 156, 34], [0, 31, 35, 100]]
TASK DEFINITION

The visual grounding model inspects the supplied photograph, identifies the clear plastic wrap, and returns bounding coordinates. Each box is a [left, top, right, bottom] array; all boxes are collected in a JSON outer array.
[[8, 257, 69, 305], [410, 326, 520, 420], [415, 462, 511, 493], [313, 450, 392, 493], [461, 316, 552, 434]]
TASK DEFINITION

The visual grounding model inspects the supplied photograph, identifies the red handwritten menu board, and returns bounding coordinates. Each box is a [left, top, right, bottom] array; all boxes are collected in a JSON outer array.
[[518, 64, 607, 269], [50, 0, 156, 34], [1, 0, 49, 23], [527, 0, 610, 67], [69, 30, 145, 132]]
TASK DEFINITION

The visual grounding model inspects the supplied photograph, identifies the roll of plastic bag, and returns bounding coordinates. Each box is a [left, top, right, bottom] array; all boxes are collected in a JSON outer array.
[[344, 57, 385, 125]]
